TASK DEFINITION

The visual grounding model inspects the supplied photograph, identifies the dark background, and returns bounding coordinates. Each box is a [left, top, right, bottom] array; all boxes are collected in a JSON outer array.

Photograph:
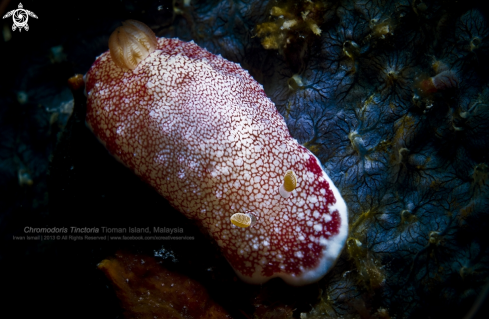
[[1, 0, 489, 318]]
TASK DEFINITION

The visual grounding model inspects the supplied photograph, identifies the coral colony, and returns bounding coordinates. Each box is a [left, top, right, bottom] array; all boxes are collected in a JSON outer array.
[[84, 20, 348, 286]]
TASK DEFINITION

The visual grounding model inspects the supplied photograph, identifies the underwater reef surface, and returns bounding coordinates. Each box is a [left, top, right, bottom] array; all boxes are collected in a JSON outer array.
[[98, 251, 232, 318], [1, 0, 489, 318]]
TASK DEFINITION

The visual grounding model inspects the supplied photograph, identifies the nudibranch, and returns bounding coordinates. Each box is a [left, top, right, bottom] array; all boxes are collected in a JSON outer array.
[[84, 20, 348, 286]]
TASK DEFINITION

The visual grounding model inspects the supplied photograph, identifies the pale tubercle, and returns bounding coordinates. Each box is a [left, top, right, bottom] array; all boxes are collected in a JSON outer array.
[[279, 170, 297, 198]]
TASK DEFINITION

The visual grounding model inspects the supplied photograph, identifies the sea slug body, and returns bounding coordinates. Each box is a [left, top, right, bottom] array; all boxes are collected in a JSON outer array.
[[84, 20, 348, 286]]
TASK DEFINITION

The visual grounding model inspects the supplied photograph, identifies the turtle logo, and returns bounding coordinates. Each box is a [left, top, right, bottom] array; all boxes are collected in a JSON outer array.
[[2, 3, 38, 32]]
